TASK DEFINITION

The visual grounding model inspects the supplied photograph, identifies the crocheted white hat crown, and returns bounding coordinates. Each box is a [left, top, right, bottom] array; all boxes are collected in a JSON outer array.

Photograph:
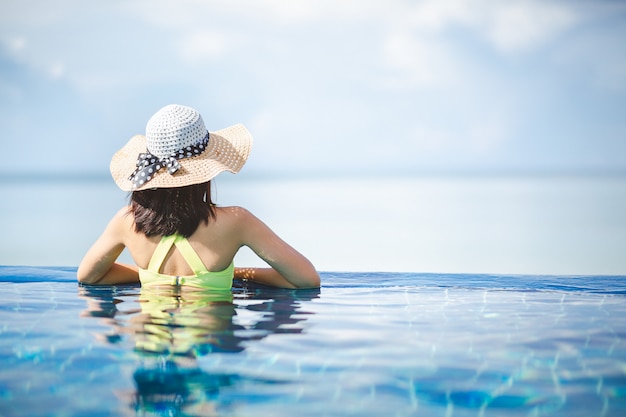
[[110, 104, 253, 191], [146, 104, 207, 158]]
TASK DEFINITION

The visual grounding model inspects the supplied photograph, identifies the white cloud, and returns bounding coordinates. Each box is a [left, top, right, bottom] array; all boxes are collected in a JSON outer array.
[[1, 35, 66, 81], [179, 31, 228, 62], [373, 0, 579, 54], [122, 0, 387, 25], [0, 0, 588, 95], [0, 0, 73, 26], [48, 62, 65, 79], [402, 0, 476, 32], [2, 35, 26, 53], [381, 32, 460, 89], [481, 1, 578, 53], [370, 0, 581, 93]]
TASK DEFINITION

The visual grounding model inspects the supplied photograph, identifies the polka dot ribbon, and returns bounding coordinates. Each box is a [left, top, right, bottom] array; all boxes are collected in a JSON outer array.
[[128, 133, 210, 189]]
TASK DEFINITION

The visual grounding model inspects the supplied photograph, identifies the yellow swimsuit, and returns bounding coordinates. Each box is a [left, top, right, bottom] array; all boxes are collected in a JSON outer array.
[[138, 233, 234, 290]]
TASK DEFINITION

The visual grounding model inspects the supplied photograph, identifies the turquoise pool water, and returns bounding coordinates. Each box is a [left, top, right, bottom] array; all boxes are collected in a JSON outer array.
[[1, 266, 625, 416]]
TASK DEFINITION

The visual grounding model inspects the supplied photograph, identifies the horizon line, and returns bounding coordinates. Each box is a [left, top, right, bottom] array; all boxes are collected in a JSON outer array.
[[2, 167, 626, 184]]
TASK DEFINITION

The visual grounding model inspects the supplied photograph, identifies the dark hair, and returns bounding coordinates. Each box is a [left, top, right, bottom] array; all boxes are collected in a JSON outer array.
[[129, 181, 216, 237]]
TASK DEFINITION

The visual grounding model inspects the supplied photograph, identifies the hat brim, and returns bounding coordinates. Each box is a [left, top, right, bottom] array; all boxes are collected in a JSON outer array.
[[110, 123, 253, 191]]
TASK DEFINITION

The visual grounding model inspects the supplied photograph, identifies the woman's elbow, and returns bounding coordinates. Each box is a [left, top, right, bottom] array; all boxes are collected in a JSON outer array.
[[296, 269, 321, 289], [77, 272, 96, 285], [76, 265, 102, 285]]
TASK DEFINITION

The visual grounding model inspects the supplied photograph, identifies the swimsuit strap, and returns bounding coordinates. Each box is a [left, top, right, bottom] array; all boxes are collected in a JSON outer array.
[[147, 234, 177, 272], [147, 234, 210, 276], [172, 235, 210, 276]]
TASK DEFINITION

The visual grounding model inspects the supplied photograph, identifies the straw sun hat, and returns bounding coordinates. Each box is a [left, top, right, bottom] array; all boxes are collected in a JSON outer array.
[[110, 104, 253, 191]]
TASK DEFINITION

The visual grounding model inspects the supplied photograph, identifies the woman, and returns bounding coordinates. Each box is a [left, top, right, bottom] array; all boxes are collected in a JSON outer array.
[[77, 104, 320, 289]]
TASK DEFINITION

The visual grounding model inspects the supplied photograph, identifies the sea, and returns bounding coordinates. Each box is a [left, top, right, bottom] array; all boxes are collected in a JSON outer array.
[[1, 173, 625, 276]]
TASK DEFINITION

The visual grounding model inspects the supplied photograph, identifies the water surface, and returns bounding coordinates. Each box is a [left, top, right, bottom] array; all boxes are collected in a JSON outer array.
[[1, 267, 625, 416]]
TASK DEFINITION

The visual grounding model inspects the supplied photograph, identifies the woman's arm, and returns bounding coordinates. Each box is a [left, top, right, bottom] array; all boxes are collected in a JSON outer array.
[[236, 208, 320, 289], [234, 267, 305, 289], [77, 208, 140, 285]]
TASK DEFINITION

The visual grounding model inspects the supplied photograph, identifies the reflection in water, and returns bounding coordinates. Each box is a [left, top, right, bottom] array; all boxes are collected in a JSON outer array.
[[79, 281, 319, 416]]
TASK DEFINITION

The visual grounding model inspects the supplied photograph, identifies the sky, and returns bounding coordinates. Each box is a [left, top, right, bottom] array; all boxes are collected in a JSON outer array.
[[0, 0, 625, 177]]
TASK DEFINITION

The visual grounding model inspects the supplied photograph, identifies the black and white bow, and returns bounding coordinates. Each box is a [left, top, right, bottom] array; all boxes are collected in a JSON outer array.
[[128, 133, 209, 189]]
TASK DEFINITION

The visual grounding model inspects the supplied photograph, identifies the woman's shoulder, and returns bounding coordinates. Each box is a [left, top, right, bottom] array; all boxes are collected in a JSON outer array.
[[214, 205, 256, 223], [196, 206, 258, 245], [215, 205, 252, 215], [106, 206, 135, 233], [111, 206, 132, 223], [113, 205, 131, 217]]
